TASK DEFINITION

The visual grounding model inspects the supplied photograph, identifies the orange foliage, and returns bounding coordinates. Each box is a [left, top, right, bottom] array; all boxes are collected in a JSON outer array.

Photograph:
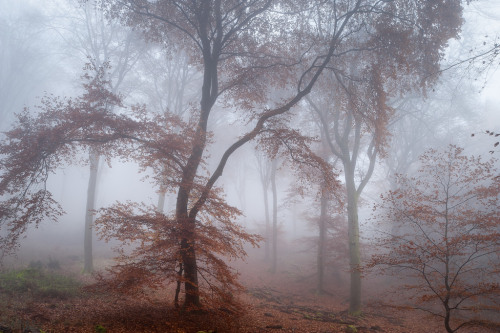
[[1, 0, 469, 317], [369, 145, 500, 332], [0, 66, 261, 310]]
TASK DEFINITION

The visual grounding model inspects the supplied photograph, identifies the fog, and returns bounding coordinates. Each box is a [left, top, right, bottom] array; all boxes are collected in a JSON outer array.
[[0, 1, 499, 332]]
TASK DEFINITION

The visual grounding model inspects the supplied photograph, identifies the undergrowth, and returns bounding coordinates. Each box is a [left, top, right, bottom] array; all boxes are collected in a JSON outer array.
[[0, 266, 81, 299]]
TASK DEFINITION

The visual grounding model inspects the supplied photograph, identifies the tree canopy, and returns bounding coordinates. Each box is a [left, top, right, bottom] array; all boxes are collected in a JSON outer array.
[[0, 0, 468, 312]]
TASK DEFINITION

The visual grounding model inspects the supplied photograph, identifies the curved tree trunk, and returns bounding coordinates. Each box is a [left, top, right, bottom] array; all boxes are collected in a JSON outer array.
[[175, 40, 215, 308]]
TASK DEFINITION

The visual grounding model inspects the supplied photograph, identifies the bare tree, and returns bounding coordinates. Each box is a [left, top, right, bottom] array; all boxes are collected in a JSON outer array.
[[370, 146, 500, 332]]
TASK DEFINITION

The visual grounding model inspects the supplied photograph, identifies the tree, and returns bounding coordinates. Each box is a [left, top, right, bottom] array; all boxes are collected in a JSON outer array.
[[52, 0, 146, 273], [94, 0, 363, 308], [136, 40, 201, 214], [369, 145, 500, 332], [313, 138, 343, 294], [254, 151, 272, 261], [270, 157, 279, 273], [430, 0, 500, 87], [0, 0, 339, 308], [305, 0, 465, 314], [0, 67, 257, 307], [0, 0, 466, 311], [290, 111, 345, 294]]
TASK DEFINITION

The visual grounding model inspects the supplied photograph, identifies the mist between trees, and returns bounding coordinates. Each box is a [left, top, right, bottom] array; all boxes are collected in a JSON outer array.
[[0, 0, 499, 332]]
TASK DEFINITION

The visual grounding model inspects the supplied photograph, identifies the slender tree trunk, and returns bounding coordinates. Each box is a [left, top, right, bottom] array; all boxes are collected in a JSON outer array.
[[270, 159, 278, 273], [83, 148, 99, 273], [444, 303, 453, 333], [237, 166, 247, 224], [263, 181, 271, 261], [157, 187, 166, 213], [345, 166, 361, 315], [317, 186, 328, 294]]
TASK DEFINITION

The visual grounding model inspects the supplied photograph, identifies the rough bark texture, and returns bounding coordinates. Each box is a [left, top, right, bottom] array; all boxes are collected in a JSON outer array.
[[180, 227, 200, 308]]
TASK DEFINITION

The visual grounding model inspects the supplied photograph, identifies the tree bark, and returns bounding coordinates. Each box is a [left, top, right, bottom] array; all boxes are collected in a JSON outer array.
[[83, 148, 99, 273], [180, 227, 200, 308]]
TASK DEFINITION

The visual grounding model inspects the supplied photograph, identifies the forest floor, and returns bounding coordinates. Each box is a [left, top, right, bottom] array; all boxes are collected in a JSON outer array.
[[0, 253, 497, 333]]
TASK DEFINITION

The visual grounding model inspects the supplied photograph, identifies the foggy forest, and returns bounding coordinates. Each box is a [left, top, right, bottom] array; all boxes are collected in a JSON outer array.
[[0, 0, 499, 332]]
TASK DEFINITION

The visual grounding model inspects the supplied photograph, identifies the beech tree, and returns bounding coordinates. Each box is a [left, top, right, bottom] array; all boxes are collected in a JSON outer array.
[[270, 157, 279, 273], [0, 67, 258, 306], [305, 0, 464, 314], [369, 146, 500, 332], [77, 1, 143, 274], [0, 0, 467, 312], [51, 0, 146, 273], [254, 151, 272, 261], [290, 112, 344, 294], [0, 0, 340, 309], [91, 0, 361, 308]]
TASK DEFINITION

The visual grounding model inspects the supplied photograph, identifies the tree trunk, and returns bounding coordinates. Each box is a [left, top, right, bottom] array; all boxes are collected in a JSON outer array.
[[317, 186, 328, 294], [174, 51, 214, 308], [83, 148, 99, 274], [174, 262, 183, 308], [263, 180, 271, 261], [157, 188, 166, 213], [444, 303, 454, 333], [180, 226, 200, 308], [270, 159, 278, 273], [175, 54, 215, 307], [345, 166, 361, 315], [177, 185, 202, 308]]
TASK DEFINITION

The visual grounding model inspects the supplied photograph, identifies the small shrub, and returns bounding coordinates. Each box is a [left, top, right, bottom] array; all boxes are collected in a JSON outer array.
[[345, 325, 358, 333], [94, 324, 106, 333]]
